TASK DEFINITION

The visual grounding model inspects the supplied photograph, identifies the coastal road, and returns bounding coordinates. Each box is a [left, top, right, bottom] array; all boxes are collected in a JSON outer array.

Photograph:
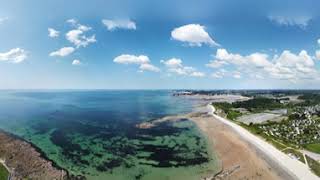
[[208, 105, 319, 180]]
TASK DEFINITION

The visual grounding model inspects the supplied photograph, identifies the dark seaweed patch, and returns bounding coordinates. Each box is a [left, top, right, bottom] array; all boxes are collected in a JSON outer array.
[[34, 108, 211, 175], [50, 129, 90, 166], [96, 159, 123, 172], [137, 143, 209, 167]]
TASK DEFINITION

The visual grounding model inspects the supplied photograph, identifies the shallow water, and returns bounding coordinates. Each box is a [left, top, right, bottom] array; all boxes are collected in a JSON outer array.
[[0, 90, 219, 179]]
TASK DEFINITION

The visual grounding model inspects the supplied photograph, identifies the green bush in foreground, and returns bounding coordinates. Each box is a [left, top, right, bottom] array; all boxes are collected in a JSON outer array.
[[0, 163, 9, 180]]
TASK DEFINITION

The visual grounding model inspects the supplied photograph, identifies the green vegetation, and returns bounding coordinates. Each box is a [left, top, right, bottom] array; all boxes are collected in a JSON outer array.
[[306, 155, 320, 177], [305, 143, 320, 154], [298, 93, 320, 106], [266, 139, 287, 150], [212, 102, 233, 113], [226, 110, 242, 120], [212, 97, 284, 121], [238, 122, 297, 149], [232, 97, 283, 112], [239, 123, 263, 135], [0, 163, 9, 180], [212, 102, 242, 120]]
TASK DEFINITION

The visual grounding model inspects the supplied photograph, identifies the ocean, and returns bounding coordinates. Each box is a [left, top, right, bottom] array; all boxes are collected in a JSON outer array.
[[0, 90, 219, 180]]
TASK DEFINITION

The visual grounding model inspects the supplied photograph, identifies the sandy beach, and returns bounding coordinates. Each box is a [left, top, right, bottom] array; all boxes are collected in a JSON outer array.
[[190, 111, 287, 179], [203, 105, 319, 180]]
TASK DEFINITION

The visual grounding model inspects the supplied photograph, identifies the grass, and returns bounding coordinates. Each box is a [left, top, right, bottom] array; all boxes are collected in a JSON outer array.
[[266, 138, 287, 150], [305, 143, 320, 154], [226, 110, 242, 120], [306, 155, 320, 177], [0, 163, 9, 180]]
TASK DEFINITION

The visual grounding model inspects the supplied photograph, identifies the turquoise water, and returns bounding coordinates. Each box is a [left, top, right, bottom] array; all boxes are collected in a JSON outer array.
[[0, 90, 219, 179]]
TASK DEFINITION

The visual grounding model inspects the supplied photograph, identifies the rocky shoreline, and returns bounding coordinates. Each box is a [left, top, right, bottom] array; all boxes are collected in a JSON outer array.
[[0, 130, 85, 180]]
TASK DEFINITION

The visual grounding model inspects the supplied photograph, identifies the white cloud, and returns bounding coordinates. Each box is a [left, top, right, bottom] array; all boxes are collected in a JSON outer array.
[[206, 60, 228, 68], [268, 15, 311, 29], [48, 28, 59, 38], [66, 23, 96, 48], [114, 54, 150, 64], [72, 59, 81, 65], [102, 19, 136, 31], [49, 47, 75, 57], [171, 24, 219, 47], [139, 63, 160, 72], [211, 70, 227, 79], [161, 58, 205, 77], [66, 18, 77, 25], [160, 58, 182, 68], [190, 71, 205, 77], [0, 48, 27, 63], [317, 39, 320, 45], [114, 54, 159, 73], [208, 48, 318, 81]]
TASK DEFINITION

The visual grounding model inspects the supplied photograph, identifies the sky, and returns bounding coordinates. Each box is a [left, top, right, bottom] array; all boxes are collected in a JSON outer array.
[[1, 0, 320, 89]]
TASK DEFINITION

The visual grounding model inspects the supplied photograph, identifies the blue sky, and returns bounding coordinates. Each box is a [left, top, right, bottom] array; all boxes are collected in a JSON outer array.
[[1, 0, 320, 89]]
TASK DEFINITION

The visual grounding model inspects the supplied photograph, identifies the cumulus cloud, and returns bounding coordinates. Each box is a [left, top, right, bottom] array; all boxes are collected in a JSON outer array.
[[171, 24, 219, 47], [114, 54, 160, 72], [102, 19, 136, 31], [66, 23, 96, 48], [208, 48, 318, 81], [161, 58, 205, 77], [114, 54, 150, 64], [268, 15, 312, 29], [48, 28, 59, 38], [139, 63, 160, 72], [49, 47, 75, 57], [0, 48, 27, 63], [72, 59, 81, 65], [160, 58, 182, 68]]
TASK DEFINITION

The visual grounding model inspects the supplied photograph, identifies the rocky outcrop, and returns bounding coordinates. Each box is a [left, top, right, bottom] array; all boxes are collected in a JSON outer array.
[[0, 130, 68, 180]]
